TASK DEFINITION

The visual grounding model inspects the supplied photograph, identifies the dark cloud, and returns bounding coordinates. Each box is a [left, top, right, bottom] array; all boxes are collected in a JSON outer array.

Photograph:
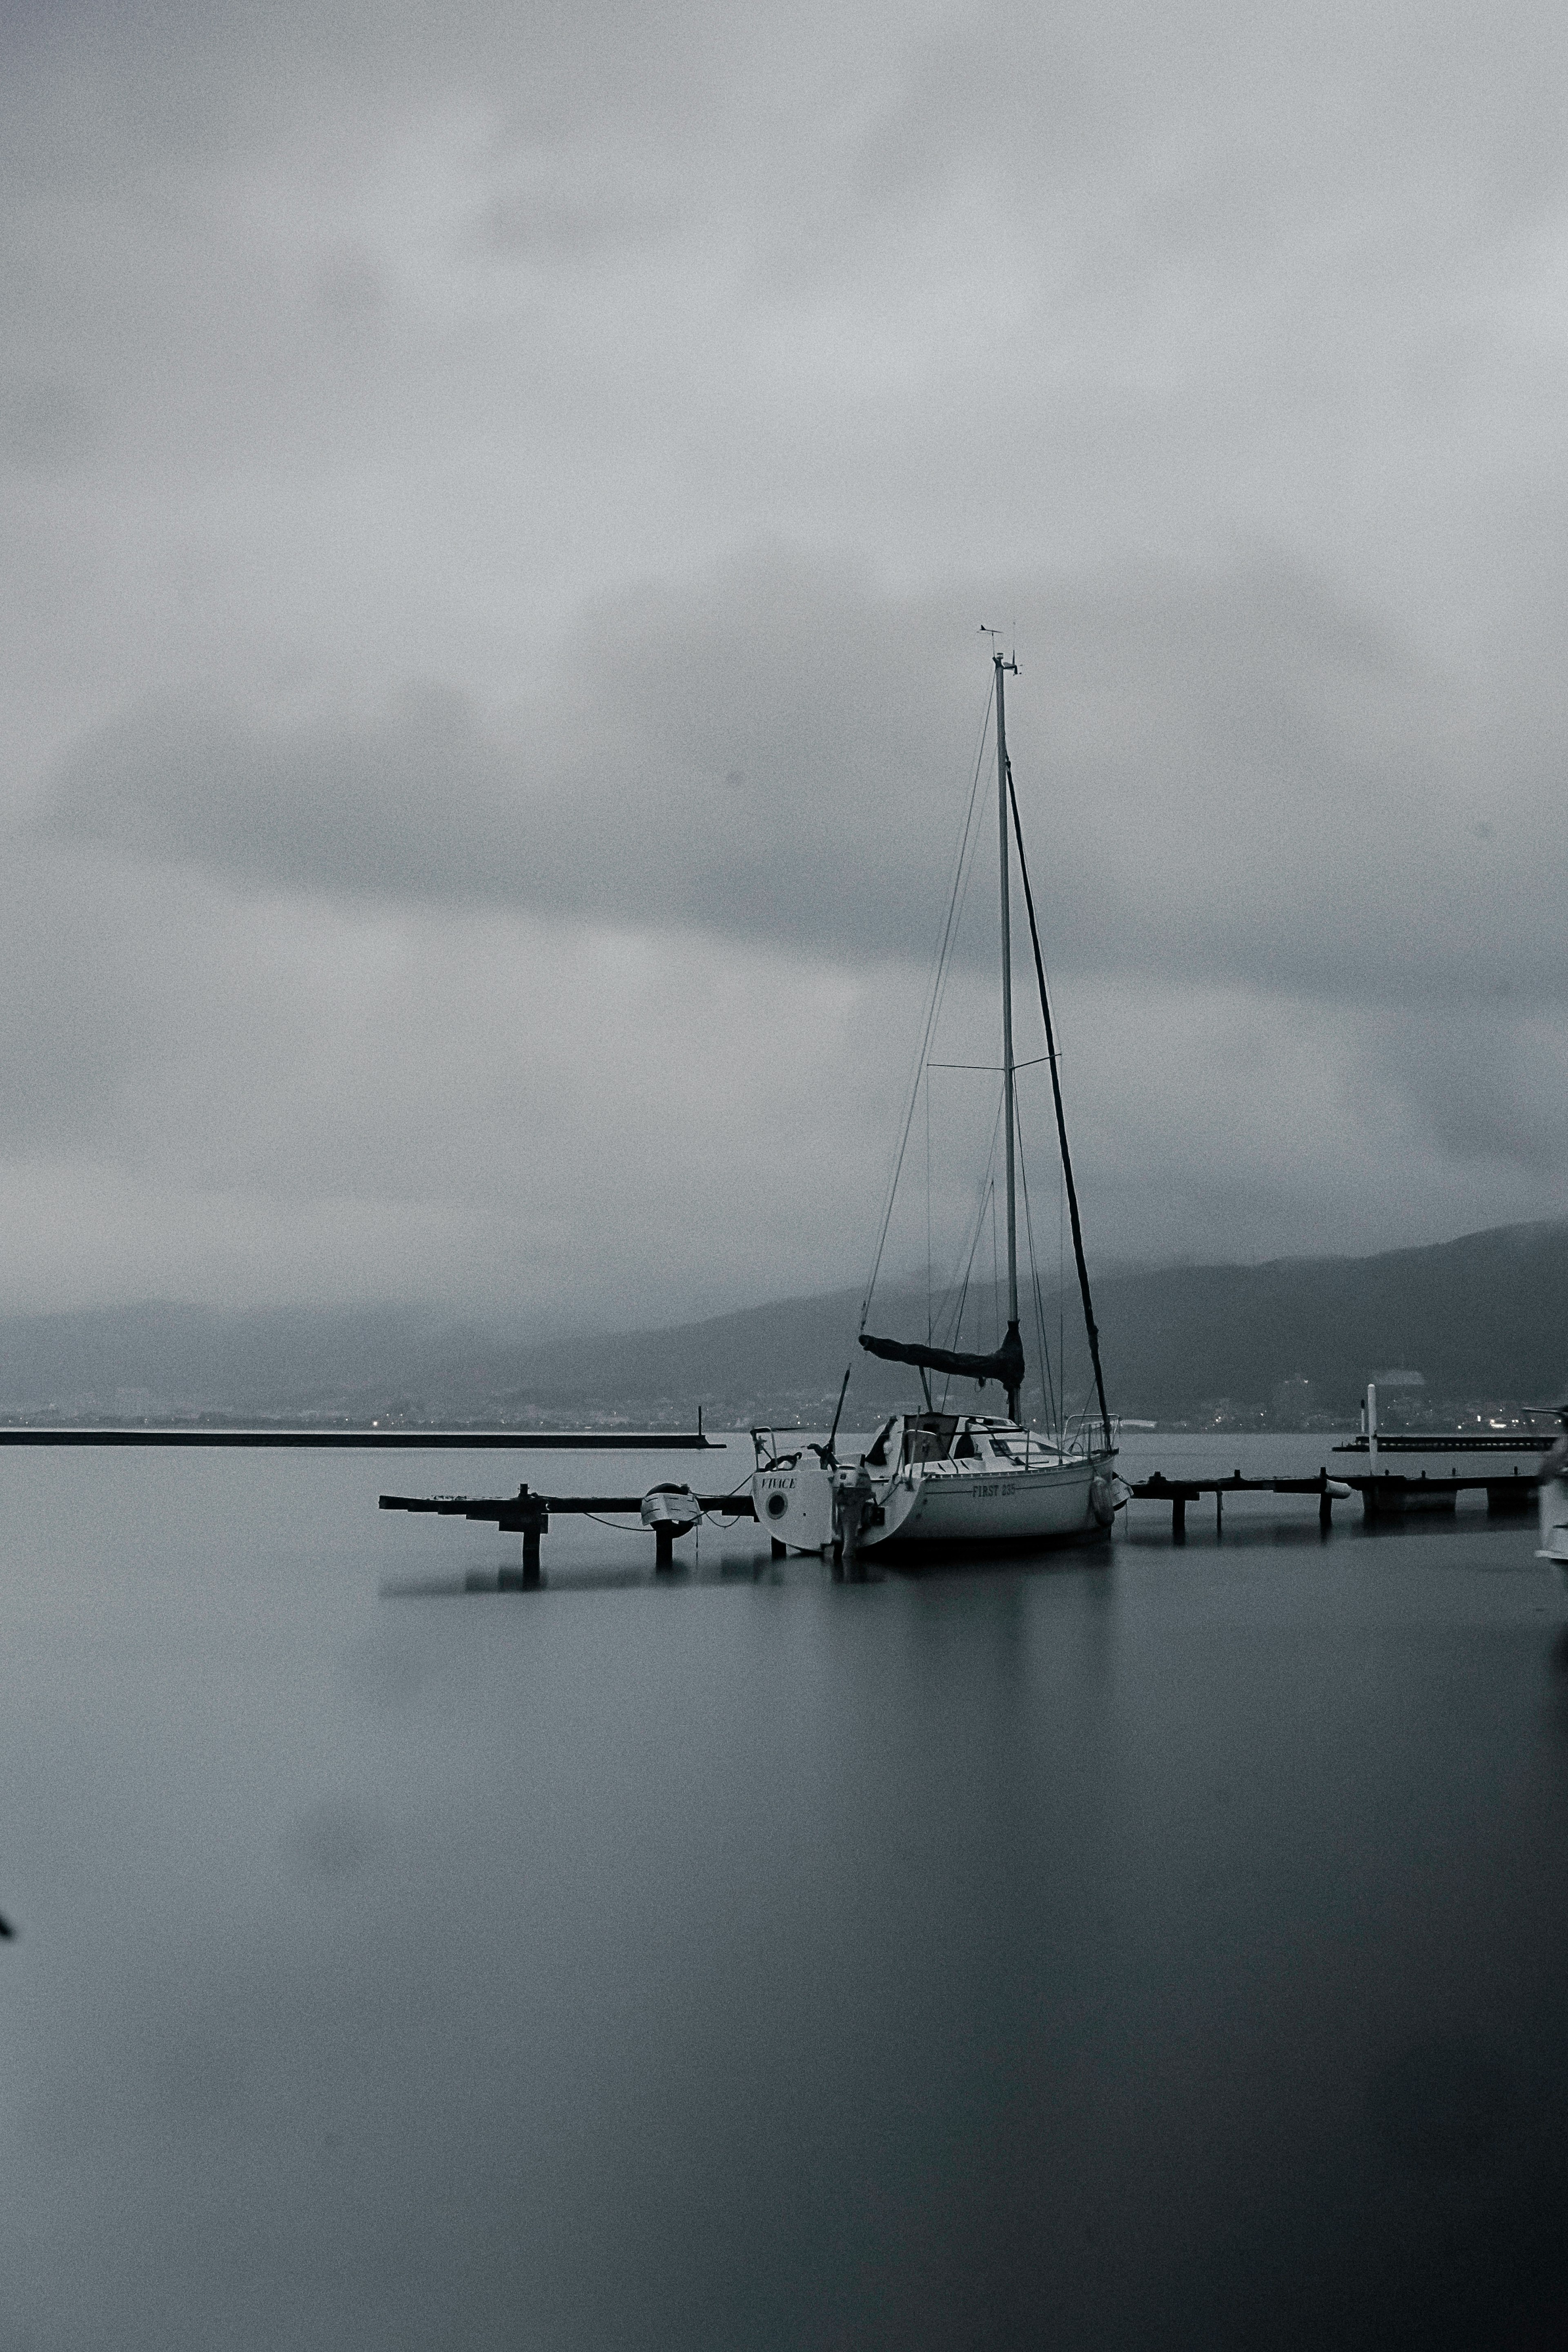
[[30, 546, 1564, 1017]]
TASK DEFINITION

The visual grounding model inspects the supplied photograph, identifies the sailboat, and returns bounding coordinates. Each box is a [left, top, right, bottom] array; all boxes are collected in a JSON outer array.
[[752, 649, 1125, 1557]]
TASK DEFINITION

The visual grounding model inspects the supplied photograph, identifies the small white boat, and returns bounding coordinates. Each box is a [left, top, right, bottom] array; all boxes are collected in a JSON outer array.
[[1537, 1476, 1568, 1574], [753, 646, 1122, 1558]]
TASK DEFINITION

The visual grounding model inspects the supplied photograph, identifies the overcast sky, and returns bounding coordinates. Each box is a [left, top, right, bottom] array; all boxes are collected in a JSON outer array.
[[3, 0, 1566, 1330]]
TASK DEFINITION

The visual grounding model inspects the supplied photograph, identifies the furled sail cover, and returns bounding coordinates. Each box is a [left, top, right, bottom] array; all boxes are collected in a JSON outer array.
[[858, 1320, 1025, 1395]]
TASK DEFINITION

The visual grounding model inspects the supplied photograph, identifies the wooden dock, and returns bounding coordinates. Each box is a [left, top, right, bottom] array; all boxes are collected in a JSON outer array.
[[381, 1481, 757, 1580], [1130, 1465, 1540, 1539], [1334, 1433, 1550, 1457]]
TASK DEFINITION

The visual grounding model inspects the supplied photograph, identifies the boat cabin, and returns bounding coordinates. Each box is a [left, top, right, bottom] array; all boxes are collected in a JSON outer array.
[[862, 1412, 1062, 1471]]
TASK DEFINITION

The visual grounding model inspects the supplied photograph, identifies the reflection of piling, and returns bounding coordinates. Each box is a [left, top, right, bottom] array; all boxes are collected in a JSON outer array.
[[497, 1486, 548, 1590]]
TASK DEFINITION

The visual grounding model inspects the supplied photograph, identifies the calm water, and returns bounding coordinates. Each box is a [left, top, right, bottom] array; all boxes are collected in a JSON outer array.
[[2, 1432, 1566, 2350]]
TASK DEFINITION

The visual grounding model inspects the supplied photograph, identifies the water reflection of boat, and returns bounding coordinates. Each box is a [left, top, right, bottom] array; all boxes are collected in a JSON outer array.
[[752, 648, 1124, 1559]]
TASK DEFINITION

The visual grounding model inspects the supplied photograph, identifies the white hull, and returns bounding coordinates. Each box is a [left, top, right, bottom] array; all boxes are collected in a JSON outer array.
[[865, 1448, 1117, 1548]]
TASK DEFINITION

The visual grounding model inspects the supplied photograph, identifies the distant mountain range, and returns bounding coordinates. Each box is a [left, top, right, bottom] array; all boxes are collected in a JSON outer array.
[[2, 1218, 1565, 1428]]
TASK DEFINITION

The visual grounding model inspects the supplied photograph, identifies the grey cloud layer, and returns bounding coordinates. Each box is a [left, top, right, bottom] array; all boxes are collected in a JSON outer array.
[[2, 0, 1566, 1320], [32, 548, 1557, 1013]]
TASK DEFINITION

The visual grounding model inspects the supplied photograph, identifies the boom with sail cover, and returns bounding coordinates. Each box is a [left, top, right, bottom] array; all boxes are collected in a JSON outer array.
[[857, 1324, 1026, 1395]]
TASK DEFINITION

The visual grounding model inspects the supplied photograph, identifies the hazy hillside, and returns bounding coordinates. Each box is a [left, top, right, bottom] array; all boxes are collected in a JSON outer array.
[[1, 1219, 1565, 1426], [1089, 1220, 1568, 1419], [435, 1218, 1568, 1424]]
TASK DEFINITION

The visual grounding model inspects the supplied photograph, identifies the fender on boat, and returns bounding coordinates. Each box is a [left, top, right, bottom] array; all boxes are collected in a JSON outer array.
[[1090, 1473, 1131, 1525]]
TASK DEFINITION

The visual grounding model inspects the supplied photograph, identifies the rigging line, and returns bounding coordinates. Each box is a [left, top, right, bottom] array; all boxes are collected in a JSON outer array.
[[862, 676, 995, 1317], [936, 1092, 1004, 1409], [925, 1062, 931, 1344], [926, 750, 993, 1071], [926, 1055, 1049, 1072], [1007, 759, 1114, 1458], [933, 1081, 1005, 1353], [825, 1362, 853, 1463], [1058, 1155, 1065, 1449], [915, 751, 995, 1283], [937, 1092, 1009, 1415], [860, 678, 996, 1329], [990, 1163, 999, 1353], [916, 756, 1000, 1348], [927, 670, 1001, 1046], [1018, 1135, 1059, 1436], [941, 1174, 994, 1416], [912, 1068, 1006, 1420], [861, 841, 985, 1335]]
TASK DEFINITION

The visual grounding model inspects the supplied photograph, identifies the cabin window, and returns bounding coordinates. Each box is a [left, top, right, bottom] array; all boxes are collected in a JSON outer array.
[[904, 1414, 958, 1465]]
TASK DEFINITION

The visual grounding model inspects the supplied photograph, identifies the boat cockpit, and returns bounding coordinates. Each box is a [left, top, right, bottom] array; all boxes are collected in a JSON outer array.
[[861, 1412, 1071, 1472]]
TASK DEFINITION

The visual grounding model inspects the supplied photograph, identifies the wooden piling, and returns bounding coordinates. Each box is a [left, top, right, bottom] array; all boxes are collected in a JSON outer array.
[[497, 1484, 548, 1588]]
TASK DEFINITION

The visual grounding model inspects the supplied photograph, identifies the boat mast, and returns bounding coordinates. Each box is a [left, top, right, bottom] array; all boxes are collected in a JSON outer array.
[[994, 648, 1022, 1420]]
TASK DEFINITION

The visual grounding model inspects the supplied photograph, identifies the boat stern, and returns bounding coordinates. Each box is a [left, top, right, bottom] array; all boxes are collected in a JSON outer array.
[[752, 1456, 835, 1552]]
